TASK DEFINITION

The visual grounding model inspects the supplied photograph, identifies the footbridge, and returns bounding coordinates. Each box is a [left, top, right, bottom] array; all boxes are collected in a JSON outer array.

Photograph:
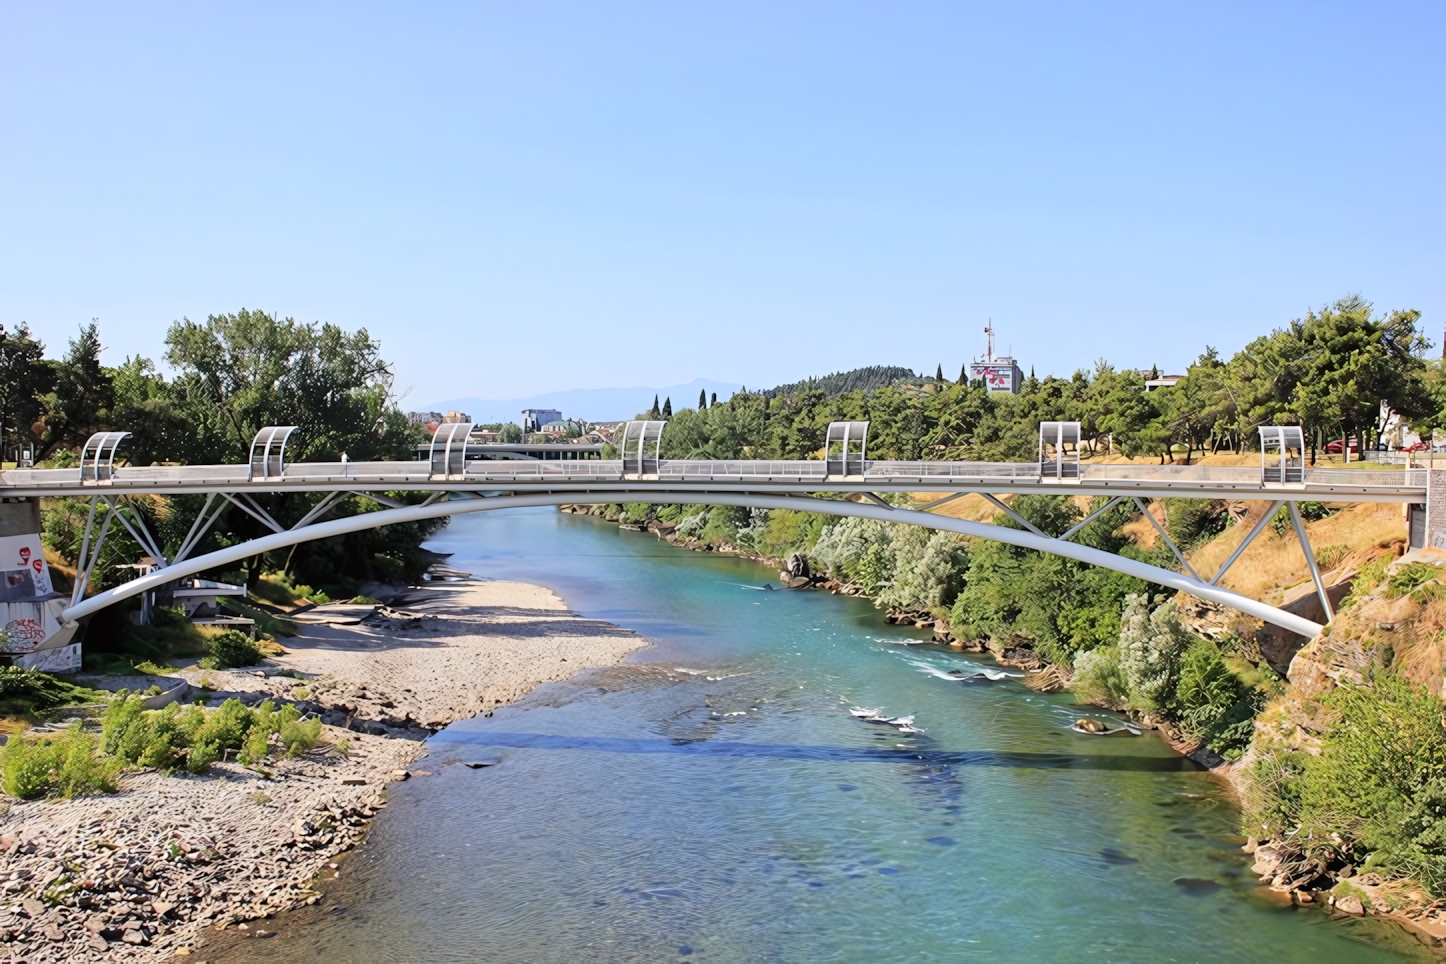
[[3, 420, 1432, 663]]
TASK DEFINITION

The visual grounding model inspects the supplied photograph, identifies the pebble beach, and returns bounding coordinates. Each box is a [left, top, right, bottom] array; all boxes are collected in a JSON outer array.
[[0, 580, 645, 962]]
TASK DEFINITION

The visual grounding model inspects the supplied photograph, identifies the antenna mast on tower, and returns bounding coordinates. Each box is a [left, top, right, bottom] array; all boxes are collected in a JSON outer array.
[[984, 319, 995, 363]]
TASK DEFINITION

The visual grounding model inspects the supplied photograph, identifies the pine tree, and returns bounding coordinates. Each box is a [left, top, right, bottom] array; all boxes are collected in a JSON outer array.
[[662, 396, 673, 418], [935, 364, 944, 382], [650, 394, 660, 418], [699, 389, 707, 410]]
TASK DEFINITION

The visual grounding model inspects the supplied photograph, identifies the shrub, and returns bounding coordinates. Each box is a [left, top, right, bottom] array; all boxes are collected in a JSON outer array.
[[1314, 544, 1352, 572], [877, 530, 968, 614], [1272, 672, 1446, 895], [349, 595, 380, 605], [1072, 645, 1129, 709], [1, 736, 56, 799], [200, 630, 261, 670], [0, 666, 105, 714], [1164, 499, 1226, 548], [102, 692, 148, 754], [194, 698, 255, 749], [186, 739, 221, 774], [1171, 638, 1265, 758], [280, 714, 322, 757], [620, 503, 652, 525], [1, 728, 119, 799], [53, 728, 120, 797], [240, 701, 277, 765], [1117, 594, 1192, 712], [1386, 563, 1444, 600]]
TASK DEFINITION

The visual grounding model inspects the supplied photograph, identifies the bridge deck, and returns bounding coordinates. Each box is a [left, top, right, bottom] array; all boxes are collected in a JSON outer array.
[[0, 460, 1426, 502]]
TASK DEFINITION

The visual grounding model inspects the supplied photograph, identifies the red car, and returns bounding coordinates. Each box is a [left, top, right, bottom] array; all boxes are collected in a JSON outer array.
[[1323, 438, 1359, 453]]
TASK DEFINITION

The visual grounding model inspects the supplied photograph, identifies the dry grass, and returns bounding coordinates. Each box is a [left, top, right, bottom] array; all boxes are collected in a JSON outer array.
[[1185, 502, 1406, 604], [1324, 585, 1446, 694], [911, 492, 1014, 524]]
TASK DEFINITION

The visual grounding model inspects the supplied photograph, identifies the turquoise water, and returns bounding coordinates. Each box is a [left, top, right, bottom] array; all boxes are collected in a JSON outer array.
[[218, 508, 1423, 962]]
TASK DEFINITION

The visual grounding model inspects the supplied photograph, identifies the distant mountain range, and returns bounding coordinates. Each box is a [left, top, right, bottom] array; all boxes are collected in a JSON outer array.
[[419, 378, 744, 425]]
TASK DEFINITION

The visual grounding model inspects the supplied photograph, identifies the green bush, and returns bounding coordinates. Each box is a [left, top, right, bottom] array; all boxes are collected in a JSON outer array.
[[1170, 639, 1267, 758], [1072, 645, 1129, 709], [1386, 563, 1444, 600], [200, 630, 262, 670], [1117, 594, 1192, 711], [1164, 499, 1227, 548], [280, 714, 323, 757], [1, 727, 120, 799], [186, 739, 221, 774], [1250, 672, 1446, 895], [0, 666, 106, 714], [240, 701, 276, 764]]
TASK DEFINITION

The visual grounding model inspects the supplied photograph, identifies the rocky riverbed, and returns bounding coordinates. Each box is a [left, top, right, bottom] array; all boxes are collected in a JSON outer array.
[[0, 579, 645, 962]]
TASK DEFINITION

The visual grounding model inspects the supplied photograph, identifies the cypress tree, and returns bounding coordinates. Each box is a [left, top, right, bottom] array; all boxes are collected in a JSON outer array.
[[959, 363, 968, 383], [662, 396, 673, 418], [710, 392, 717, 407], [650, 394, 660, 418], [935, 364, 944, 382], [699, 389, 707, 410]]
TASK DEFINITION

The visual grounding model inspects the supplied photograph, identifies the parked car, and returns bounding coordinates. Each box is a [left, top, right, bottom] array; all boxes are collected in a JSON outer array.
[[1324, 438, 1360, 453]]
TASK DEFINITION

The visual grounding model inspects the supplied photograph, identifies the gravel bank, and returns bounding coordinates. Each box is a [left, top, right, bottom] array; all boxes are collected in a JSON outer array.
[[0, 579, 645, 962]]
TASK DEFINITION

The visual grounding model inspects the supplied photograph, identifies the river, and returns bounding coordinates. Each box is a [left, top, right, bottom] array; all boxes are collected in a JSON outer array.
[[214, 507, 1425, 962]]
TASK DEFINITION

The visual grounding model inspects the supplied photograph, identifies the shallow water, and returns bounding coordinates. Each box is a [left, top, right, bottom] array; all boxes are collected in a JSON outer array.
[[215, 508, 1425, 962]]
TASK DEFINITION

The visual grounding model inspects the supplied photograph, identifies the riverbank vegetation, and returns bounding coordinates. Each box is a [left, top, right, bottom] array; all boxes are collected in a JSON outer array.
[[0, 693, 326, 800], [597, 294, 1446, 912]]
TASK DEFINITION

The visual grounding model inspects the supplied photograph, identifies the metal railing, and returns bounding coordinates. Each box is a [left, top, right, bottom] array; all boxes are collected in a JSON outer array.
[[0, 457, 1428, 493]]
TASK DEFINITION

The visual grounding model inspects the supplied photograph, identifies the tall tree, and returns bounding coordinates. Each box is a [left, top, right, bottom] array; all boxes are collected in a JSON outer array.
[[649, 394, 660, 418], [1291, 295, 1430, 453], [935, 364, 944, 382], [35, 323, 115, 459], [0, 324, 50, 462], [662, 396, 673, 418], [698, 389, 707, 410], [163, 309, 411, 463]]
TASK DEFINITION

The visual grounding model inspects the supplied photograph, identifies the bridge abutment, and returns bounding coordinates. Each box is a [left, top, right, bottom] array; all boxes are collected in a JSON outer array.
[[1426, 470, 1446, 551]]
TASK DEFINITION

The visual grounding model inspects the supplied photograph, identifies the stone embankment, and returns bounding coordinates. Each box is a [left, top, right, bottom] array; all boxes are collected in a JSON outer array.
[[0, 579, 645, 963]]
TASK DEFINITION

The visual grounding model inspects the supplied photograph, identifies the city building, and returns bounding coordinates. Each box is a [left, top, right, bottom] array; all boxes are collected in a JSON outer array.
[[441, 411, 471, 423], [968, 323, 1023, 394], [1143, 375, 1185, 392], [407, 411, 443, 426], [521, 408, 563, 433]]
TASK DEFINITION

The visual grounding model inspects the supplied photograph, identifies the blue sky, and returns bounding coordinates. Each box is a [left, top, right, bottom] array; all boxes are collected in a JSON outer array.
[[1, 2, 1441, 404]]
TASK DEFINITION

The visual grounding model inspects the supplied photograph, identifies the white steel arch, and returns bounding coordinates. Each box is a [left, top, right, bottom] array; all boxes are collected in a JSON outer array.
[[59, 491, 1327, 638]]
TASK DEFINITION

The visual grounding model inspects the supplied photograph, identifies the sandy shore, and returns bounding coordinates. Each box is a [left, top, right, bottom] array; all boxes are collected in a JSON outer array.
[[0, 580, 645, 963]]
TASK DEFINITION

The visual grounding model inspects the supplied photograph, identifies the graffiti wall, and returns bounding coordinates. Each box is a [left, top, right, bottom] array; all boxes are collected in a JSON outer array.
[[0, 533, 61, 655]]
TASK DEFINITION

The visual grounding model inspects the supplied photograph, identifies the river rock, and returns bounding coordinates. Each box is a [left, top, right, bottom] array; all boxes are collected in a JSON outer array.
[[1251, 843, 1283, 878], [1336, 894, 1366, 916]]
